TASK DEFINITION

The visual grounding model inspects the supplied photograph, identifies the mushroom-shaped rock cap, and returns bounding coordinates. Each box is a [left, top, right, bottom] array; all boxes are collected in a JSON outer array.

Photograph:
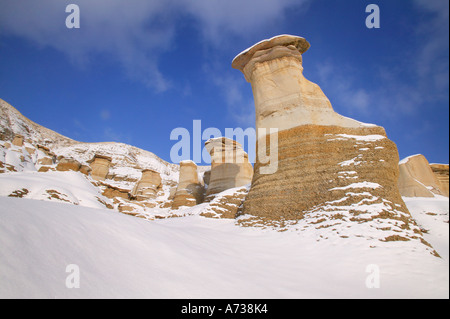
[[231, 35, 310, 72]]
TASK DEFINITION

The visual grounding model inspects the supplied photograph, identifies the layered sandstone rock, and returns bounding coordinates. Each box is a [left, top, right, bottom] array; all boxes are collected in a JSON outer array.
[[101, 182, 130, 200], [36, 144, 55, 158], [56, 157, 82, 172], [79, 165, 92, 176], [12, 134, 24, 147], [204, 137, 253, 198], [398, 154, 448, 197], [200, 186, 248, 219], [131, 169, 162, 201], [232, 35, 415, 237], [203, 170, 211, 186], [89, 154, 112, 181], [398, 155, 444, 197], [37, 156, 54, 166], [430, 164, 449, 197], [171, 160, 204, 209]]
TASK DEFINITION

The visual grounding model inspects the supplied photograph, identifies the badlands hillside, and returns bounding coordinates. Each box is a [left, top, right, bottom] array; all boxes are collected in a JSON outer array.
[[0, 35, 448, 299]]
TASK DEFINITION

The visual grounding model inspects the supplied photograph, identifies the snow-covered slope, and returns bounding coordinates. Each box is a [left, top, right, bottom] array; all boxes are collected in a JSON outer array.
[[53, 142, 180, 184], [0, 98, 77, 148], [0, 171, 113, 209], [0, 196, 447, 298]]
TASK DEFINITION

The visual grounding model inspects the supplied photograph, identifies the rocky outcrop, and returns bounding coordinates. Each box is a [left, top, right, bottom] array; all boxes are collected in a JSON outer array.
[[12, 134, 24, 147], [398, 154, 448, 197], [232, 35, 415, 237], [131, 169, 162, 201], [56, 157, 82, 172], [89, 154, 112, 181], [430, 164, 449, 197], [200, 186, 248, 219], [203, 170, 211, 186], [171, 160, 204, 209], [204, 137, 253, 198], [398, 155, 442, 197], [100, 182, 130, 200], [37, 156, 54, 166]]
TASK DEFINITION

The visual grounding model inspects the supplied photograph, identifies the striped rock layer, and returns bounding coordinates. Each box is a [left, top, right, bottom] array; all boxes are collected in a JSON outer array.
[[171, 161, 204, 209], [430, 164, 449, 197], [205, 137, 253, 198], [243, 124, 408, 220]]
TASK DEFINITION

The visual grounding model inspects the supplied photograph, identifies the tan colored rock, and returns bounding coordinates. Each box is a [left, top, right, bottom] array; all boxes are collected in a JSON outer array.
[[168, 186, 177, 200], [37, 156, 54, 166], [4, 142, 11, 149], [232, 35, 413, 230], [100, 182, 130, 200], [89, 154, 112, 181], [38, 166, 54, 173], [205, 137, 253, 198], [233, 36, 363, 132], [25, 147, 35, 155], [79, 165, 92, 176], [131, 169, 162, 201], [203, 170, 211, 186], [12, 134, 24, 147], [398, 155, 444, 197], [56, 157, 81, 172], [172, 160, 204, 209], [36, 144, 55, 158], [430, 164, 449, 197], [200, 186, 248, 219]]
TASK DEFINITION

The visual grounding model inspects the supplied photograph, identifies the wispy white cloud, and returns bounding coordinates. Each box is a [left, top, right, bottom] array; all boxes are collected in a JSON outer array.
[[179, 0, 308, 46], [0, 0, 309, 92]]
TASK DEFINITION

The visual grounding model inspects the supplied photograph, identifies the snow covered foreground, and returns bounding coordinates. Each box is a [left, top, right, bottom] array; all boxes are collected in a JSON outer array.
[[0, 196, 448, 299]]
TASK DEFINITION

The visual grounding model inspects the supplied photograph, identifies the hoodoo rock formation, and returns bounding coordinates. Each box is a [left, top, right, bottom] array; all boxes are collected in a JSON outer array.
[[89, 154, 112, 181], [171, 160, 204, 209], [205, 137, 253, 198], [131, 169, 162, 201], [398, 154, 448, 197], [232, 35, 414, 233]]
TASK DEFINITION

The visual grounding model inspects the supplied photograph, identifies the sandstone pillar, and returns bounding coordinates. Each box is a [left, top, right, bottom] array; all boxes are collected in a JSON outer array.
[[89, 154, 112, 181], [132, 169, 162, 201], [171, 160, 204, 209], [205, 137, 253, 198], [232, 35, 411, 225]]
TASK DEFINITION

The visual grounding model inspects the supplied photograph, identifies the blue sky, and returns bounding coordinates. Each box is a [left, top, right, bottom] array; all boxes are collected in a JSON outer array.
[[0, 0, 448, 165]]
